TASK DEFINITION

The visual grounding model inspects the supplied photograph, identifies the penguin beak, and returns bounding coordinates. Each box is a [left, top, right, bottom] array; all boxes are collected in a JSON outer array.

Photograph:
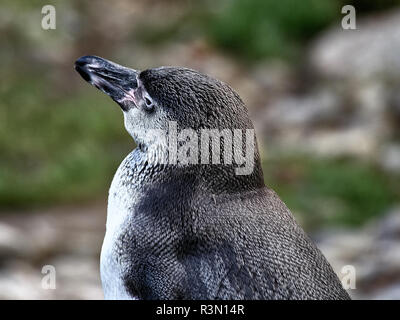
[[74, 55, 139, 111]]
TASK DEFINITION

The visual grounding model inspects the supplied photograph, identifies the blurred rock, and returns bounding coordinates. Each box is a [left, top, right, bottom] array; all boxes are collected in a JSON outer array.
[[251, 61, 294, 101], [315, 206, 400, 300], [376, 207, 400, 240], [0, 262, 47, 300], [0, 223, 30, 259], [310, 10, 400, 81], [262, 90, 340, 129], [0, 203, 105, 299], [256, 10, 400, 159], [48, 256, 103, 299], [379, 144, 400, 173], [255, 87, 381, 156], [303, 126, 378, 157], [370, 284, 400, 300]]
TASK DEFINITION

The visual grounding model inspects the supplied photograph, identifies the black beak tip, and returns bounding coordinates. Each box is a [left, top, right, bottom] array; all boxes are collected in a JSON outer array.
[[74, 56, 95, 82], [75, 55, 97, 68]]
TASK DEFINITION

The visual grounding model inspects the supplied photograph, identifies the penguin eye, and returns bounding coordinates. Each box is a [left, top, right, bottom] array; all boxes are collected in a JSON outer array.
[[143, 94, 154, 112]]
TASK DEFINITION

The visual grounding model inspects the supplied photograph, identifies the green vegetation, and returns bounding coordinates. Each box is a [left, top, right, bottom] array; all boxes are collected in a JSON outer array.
[[137, 0, 340, 61], [138, 0, 400, 62], [206, 0, 340, 60], [263, 155, 400, 229], [0, 75, 132, 207], [204, 0, 400, 61]]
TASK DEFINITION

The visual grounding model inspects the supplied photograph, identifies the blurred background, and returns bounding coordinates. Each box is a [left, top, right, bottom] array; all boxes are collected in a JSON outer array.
[[1, 0, 400, 299]]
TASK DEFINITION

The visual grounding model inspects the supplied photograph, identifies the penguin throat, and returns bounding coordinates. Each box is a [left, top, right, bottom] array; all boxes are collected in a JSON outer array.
[[135, 140, 169, 167]]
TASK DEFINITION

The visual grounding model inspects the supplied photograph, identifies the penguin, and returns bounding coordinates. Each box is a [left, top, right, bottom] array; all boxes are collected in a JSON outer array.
[[75, 55, 351, 300]]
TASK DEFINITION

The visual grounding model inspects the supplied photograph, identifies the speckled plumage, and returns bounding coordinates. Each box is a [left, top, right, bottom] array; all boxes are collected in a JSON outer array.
[[75, 56, 351, 300]]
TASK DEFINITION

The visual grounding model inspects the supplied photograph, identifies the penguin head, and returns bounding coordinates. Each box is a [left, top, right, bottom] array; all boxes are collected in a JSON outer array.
[[75, 56, 253, 148], [75, 56, 264, 188]]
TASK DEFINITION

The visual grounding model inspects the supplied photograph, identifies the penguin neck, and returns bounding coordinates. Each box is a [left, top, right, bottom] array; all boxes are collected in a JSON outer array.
[[129, 145, 265, 195], [139, 141, 169, 166]]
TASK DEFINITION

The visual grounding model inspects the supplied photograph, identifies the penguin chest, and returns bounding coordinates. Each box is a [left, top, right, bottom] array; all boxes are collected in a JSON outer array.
[[100, 173, 140, 300]]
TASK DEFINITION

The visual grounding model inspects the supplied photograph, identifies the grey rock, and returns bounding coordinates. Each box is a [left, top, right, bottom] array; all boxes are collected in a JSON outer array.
[[371, 284, 400, 300], [314, 207, 400, 300], [376, 207, 400, 240], [310, 10, 400, 81], [379, 145, 400, 173]]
